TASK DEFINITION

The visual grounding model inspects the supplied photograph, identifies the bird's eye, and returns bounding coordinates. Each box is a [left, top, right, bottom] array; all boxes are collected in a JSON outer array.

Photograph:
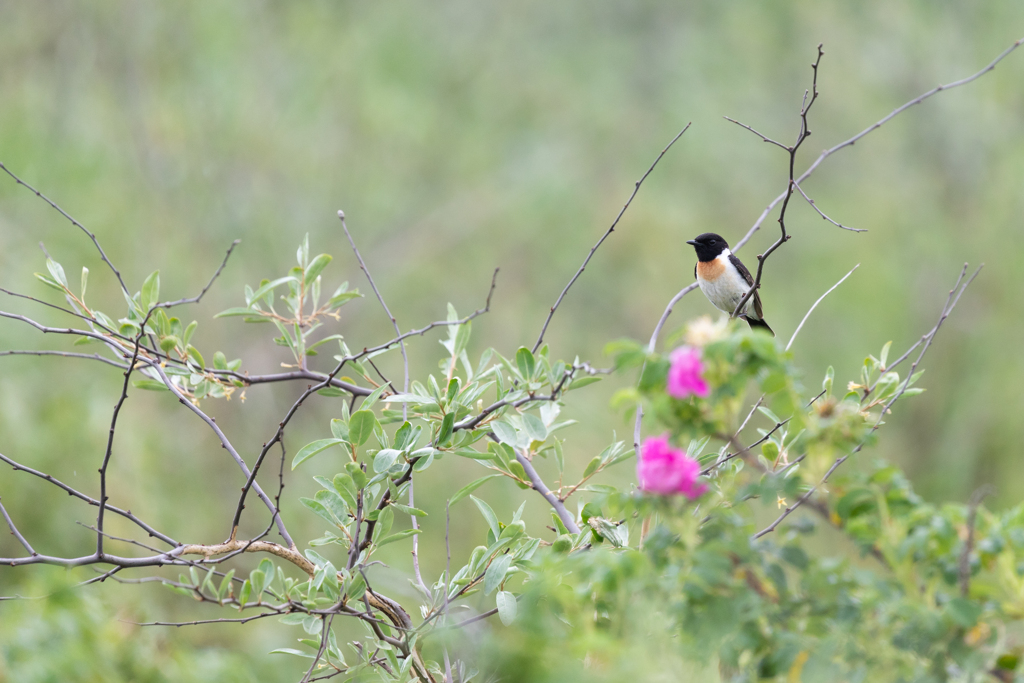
[[709, 239, 716, 245]]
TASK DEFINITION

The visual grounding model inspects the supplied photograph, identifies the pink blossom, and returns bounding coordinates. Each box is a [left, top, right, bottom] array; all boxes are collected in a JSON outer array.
[[637, 435, 707, 499], [667, 346, 709, 399]]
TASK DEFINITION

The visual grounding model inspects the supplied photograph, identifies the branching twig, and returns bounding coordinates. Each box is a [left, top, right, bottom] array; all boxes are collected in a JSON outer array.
[[731, 45, 825, 320], [753, 264, 982, 539]]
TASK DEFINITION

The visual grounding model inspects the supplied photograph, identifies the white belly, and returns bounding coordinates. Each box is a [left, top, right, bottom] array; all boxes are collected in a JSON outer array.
[[698, 267, 751, 316]]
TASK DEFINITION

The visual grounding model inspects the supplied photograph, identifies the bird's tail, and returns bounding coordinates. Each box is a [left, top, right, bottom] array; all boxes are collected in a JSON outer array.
[[744, 316, 775, 337]]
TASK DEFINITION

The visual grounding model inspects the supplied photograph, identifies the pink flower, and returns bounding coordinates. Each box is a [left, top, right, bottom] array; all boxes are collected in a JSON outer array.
[[637, 435, 707, 499], [667, 346, 709, 399]]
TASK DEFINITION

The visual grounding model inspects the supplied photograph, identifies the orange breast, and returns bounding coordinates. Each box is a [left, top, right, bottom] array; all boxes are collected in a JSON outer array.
[[696, 259, 726, 282]]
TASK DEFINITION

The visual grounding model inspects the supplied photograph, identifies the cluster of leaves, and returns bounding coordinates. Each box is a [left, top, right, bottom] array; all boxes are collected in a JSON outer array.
[[25, 238, 1018, 683], [470, 320, 1024, 683]]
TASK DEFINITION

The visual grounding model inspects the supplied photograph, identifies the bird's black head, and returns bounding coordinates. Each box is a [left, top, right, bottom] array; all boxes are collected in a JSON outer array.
[[686, 232, 731, 262]]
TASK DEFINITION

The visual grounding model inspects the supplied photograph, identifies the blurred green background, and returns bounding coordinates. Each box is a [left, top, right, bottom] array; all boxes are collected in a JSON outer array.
[[1, 1, 1022, 680]]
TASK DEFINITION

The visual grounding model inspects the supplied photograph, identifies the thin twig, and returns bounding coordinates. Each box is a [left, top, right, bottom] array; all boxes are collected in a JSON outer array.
[[792, 181, 865, 232], [960, 485, 995, 597], [723, 116, 790, 150], [156, 239, 241, 309], [0, 349, 127, 370], [786, 264, 859, 351], [533, 123, 691, 353], [732, 37, 1024, 256], [732, 45, 825, 320], [0, 497, 35, 556], [0, 161, 129, 295], [0, 451, 177, 546]]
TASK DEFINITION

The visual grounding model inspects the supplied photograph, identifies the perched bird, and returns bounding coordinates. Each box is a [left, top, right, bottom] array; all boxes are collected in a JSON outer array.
[[687, 232, 774, 336]]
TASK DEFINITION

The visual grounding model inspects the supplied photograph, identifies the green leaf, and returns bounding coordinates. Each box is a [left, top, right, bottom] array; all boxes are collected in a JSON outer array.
[[348, 410, 379, 447], [300, 497, 341, 526], [80, 267, 88, 300], [345, 462, 366, 488], [132, 379, 168, 392], [491, 421, 518, 447], [515, 347, 535, 380], [248, 276, 298, 307], [141, 270, 160, 309], [238, 580, 252, 609], [345, 572, 366, 600], [496, 591, 517, 626], [944, 597, 982, 628], [213, 351, 228, 370], [471, 495, 501, 540], [879, 341, 892, 369], [373, 449, 402, 473], [46, 259, 68, 287], [315, 489, 351, 524], [376, 528, 422, 548], [34, 273, 65, 292], [361, 384, 391, 411], [374, 506, 394, 539], [390, 503, 427, 517], [582, 456, 601, 479], [450, 475, 502, 507], [454, 321, 472, 357], [522, 413, 547, 442], [327, 289, 362, 309], [437, 412, 455, 446], [183, 320, 198, 346], [269, 649, 315, 659], [507, 459, 528, 486], [566, 376, 602, 392], [185, 345, 205, 368], [484, 554, 513, 595], [330, 418, 349, 441], [292, 439, 347, 470], [332, 474, 358, 509], [214, 307, 268, 319], [757, 406, 782, 424], [304, 254, 332, 284]]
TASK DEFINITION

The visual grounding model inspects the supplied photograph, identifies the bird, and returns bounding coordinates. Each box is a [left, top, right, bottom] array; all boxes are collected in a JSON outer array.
[[686, 232, 774, 336]]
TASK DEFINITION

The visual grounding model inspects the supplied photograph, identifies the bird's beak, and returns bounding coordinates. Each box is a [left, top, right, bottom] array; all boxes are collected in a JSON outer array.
[[686, 240, 697, 246]]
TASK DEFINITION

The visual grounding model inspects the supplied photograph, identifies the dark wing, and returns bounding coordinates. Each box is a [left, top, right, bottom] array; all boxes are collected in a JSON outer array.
[[693, 262, 697, 280], [728, 254, 754, 286], [729, 254, 765, 319]]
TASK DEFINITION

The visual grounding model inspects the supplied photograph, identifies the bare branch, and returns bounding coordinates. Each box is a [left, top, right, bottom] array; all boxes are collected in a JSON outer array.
[[732, 36, 1023, 256], [0, 450, 178, 546], [146, 362, 295, 547], [0, 349, 127, 370], [156, 239, 241, 309], [515, 450, 580, 534], [792, 181, 865, 232], [723, 116, 790, 150], [0, 497, 35, 556], [0, 161, 130, 295], [785, 264, 859, 351], [732, 45, 825, 320], [533, 123, 692, 353]]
